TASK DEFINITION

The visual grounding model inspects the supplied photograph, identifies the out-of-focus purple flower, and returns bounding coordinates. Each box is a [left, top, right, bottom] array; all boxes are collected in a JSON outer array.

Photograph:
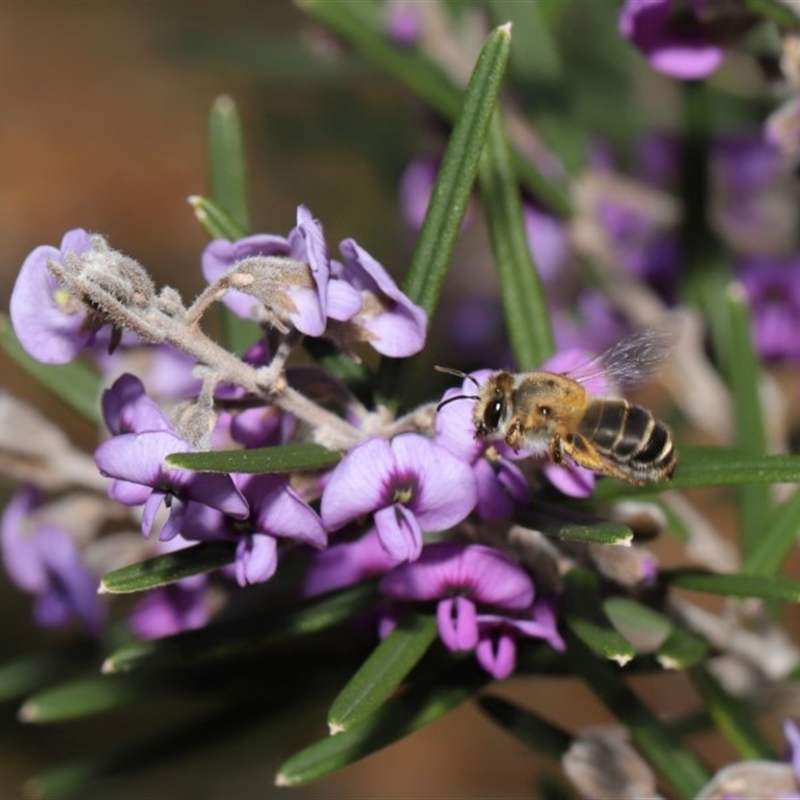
[[182, 474, 326, 587], [785, 719, 800, 785], [386, 2, 421, 47], [551, 291, 629, 356], [738, 258, 800, 361], [128, 578, 212, 640], [302, 528, 402, 597], [10, 229, 94, 364], [380, 542, 562, 679], [321, 434, 476, 562], [435, 369, 529, 520], [712, 134, 795, 257], [618, 0, 727, 80], [1, 487, 105, 635], [94, 431, 249, 541], [333, 239, 427, 357], [523, 204, 572, 290]]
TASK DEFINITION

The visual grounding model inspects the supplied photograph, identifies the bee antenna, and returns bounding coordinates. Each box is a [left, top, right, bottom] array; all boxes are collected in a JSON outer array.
[[435, 393, 479, 412], [434, 365, 481, 389]]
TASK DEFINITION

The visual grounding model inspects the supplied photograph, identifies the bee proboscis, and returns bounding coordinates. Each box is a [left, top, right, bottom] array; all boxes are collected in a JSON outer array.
[[436, 329, 677, 486]]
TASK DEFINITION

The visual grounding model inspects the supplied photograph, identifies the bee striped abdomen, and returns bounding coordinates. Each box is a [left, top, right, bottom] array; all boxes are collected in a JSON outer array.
[[579, 399, 676, 481]]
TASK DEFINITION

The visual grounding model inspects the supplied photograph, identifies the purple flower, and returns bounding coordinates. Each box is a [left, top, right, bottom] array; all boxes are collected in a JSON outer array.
[[618, 0, 726, 80], [102, 373, 173, 436], [332, 239, 427, 357], [738, 258, 800, 361], [9, 229, 94, 364], [302, 528, 402, 597], [202, 206, 424, 356], [1, 487, 105, 635], [182, 474, 326, 586], [320, 434, 477, 562], [380, 543, 562, 678], [128, 579, 212, 640], [476, 595, 565, 679], [94, 431, 249, 541], [386, 2, 421, 47]]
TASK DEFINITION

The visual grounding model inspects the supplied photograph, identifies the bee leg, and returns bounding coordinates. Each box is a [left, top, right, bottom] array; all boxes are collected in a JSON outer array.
[[504, 418, 524, 452], [549, 434, 565, 465], [561, 433, 644, 486]]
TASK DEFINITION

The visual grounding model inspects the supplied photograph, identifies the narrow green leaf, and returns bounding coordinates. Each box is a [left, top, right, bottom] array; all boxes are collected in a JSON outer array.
[[207, 94, 251, 232], [479, 111, 554, 369], [517, 505, 632, 546], [328, 615, 438, 733], [562, 569, 635, 665], [488, 0, 562, 81], [592, 446, 800, 500], [20, 675, 143, 723], [165, 442, 341, 474], [0, 644, 96, 704], [477, 695, 572, 759], [656, 625, 708, 670], [565, 631, 710, 797], [101, 542, 236, 594], [723, 285, 769, 556], [297, 0, 571, 217], [602, 597, 673, 653], [689, 665, 775, 759], [276, 660, 489, 786], [104, 583, 378, 673], [746, 0, 800, 27], [402, 24, 511, 317], [664, 569, 800, 602], [742, 486, 800, 577], [0, 314, 101, 423], [188, 195, 248, 240]]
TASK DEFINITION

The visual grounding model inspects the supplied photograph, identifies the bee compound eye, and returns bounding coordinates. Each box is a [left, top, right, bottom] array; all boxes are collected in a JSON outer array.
[[484, 398, 504, 430], [538, 405, 552, 417]]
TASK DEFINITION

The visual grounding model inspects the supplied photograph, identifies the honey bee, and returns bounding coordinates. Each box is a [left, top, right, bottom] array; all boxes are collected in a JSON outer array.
[[437, 329, 677, 486]]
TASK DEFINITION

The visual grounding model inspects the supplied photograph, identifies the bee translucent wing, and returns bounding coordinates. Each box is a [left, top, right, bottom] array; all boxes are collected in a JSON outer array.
[[566, 327, 676, 390]]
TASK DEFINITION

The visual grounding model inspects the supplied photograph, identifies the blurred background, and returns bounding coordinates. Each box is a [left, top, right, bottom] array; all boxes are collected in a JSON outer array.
[[0, 2, 795, 797]]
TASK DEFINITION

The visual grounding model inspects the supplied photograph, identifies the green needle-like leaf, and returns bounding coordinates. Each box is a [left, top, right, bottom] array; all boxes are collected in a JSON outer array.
[[565, 631, 710, 797], [562, 569, 635, 665], [592, 446, 800, 500], [477, 695, 572, 758], [328, 615, 438, 733], [188, 195, 248, 240], [602, 597, 673, 653], [656, 625, 709, 670], [104, 583, 378, 673], [19, 675, 144, 724], [207, 94, 251, 232], [689, 665, 775, 759], [297, 0, 570, 217], [742, 486, 800, 577], [276, 660, 490, 786], [664, 569, 800, 602], [0, 314, 100, 423], [0, 644, 97, 704], [165, 442, 341, 474], [402, 23, 512, 318], [479, 110, 554, 369], [100, 542, 236, 594], [517, 505, 632, 546]]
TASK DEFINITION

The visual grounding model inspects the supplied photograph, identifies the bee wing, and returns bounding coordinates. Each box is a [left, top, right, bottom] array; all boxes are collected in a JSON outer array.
[[565, 326, 676, 390]]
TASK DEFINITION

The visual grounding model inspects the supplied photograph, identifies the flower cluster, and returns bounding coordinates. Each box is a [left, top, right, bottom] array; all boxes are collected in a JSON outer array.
[[4, 212, 622, 680]]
